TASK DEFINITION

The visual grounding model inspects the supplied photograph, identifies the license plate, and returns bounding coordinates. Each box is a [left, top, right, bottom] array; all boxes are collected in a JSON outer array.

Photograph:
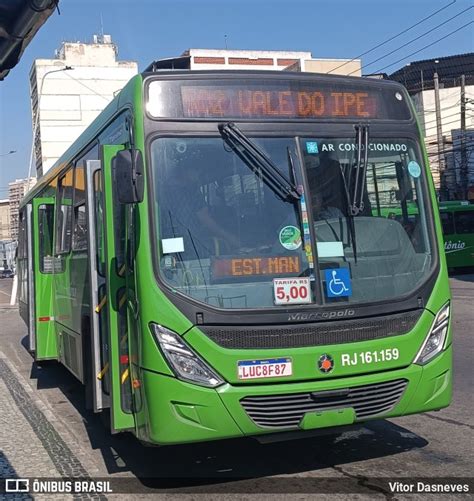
[[238, 358, 292, 380], [273, 277, 311, 305]]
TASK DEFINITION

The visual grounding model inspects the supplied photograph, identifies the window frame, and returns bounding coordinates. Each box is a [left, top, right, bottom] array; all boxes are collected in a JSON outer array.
[[440, 211, 455, 235], [453, 210, 474, 235], [18, 209, 27, 259], [55, 166, 74, 255], [38, 203, 55, 273], [71, 159, 87, 252], [93, 169, 106, 277]]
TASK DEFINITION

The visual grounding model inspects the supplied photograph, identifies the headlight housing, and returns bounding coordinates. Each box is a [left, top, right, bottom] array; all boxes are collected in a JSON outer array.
[[150, 324, 224, 388], [414, 302, 450, 365]]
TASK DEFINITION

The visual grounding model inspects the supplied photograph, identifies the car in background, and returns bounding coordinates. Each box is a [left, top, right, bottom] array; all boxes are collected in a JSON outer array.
[[0, 268, 14, 279]]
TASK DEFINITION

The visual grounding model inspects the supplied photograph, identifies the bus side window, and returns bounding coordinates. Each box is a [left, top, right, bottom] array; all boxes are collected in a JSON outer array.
[[72, 161, 87, 251], [18, 210, 26, 260], [440, 212, 455, 234], [93, 171, 106, 276], [56, 168, 74, 254], [454, 211, 474, 234], [38, 204, 55, 272]]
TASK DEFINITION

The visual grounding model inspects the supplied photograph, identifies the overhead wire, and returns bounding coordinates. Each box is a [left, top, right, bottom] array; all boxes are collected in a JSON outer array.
[[422, 108, 474, 126], [419, 97, 474, 115], [327, 0, 457, 74], [63, 71, 111, 102], [408, 80, 474, 97], [373, 21, 474, 74], [424, 114, 474, 132], [427, 138, 474, 156], [428, 152, 474, 170], [422, 132, 474, 182], [349, 6, 473, 76]]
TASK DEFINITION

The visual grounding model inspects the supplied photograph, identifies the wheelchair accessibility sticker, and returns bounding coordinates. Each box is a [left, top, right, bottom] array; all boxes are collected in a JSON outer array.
[[324, 268, 352, 298]]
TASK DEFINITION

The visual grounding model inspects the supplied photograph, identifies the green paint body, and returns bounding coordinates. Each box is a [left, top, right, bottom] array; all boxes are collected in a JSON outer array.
[[19, 73, 452, 445]]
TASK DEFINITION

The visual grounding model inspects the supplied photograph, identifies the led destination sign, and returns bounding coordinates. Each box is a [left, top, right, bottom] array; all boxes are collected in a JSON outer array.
[[147, 79, 411, 121], [211, 255, 301, 280], [182, 87, 377, 119]]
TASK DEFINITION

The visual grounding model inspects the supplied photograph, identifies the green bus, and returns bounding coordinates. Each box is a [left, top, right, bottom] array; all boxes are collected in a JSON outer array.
[[18, 71, 452, 445], [439, 201, 474, 270]]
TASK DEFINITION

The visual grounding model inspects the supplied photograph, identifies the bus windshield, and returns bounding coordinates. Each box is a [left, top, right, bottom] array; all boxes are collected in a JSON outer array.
[[151, 135, 433, 309]]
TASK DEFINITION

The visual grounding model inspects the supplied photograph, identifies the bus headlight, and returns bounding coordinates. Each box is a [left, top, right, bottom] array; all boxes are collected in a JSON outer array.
[[150, 324, 224, 388], [414, 302, 450, 365]]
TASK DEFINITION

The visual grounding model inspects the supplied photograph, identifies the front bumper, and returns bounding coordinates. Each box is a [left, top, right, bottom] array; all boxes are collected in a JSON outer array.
[[140, 345, 452, 445]]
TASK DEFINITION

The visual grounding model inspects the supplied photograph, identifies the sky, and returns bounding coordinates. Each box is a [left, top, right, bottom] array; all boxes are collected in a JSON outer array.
[[0, 0, 472, 197]]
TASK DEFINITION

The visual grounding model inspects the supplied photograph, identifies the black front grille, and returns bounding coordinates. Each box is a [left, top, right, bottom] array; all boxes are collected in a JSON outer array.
[[240, 379, 408, 429], [200, 310, 422, 349]]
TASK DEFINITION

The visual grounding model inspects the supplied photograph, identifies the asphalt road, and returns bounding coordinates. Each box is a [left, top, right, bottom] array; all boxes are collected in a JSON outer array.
[[0, 275, 473, 498]]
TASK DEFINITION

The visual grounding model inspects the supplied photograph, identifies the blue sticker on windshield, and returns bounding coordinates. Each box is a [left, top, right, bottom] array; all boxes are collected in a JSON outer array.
[[408, 161, 421, 178], [325, 268, 352, 298], [306, 142, 319, 154]]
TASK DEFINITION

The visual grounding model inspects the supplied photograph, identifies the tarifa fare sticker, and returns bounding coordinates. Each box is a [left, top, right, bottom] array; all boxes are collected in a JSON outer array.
[[273, 277, 312, 305], [279, 225, 302, 251]]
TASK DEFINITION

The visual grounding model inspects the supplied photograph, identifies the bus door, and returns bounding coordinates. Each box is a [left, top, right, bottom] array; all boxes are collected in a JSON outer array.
[[20, 204, 36, 352], [31, 198, 57, 359], [85, 150, 134, 433]]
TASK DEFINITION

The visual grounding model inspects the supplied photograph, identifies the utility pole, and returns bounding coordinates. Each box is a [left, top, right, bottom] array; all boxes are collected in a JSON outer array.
[[460, 74, 467, 200], [434, 72, 446, 200]]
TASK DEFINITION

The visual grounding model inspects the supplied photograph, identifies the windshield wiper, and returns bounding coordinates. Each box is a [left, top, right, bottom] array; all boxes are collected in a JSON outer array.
[[351, 124, 370, 215], [339, 123, 369, 264], [338, 162, 358, 264], [218, 122, 301, 202]]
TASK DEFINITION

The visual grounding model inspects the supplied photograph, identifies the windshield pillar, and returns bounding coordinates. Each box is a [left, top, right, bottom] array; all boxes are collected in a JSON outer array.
[[295, 137, 323, 305]]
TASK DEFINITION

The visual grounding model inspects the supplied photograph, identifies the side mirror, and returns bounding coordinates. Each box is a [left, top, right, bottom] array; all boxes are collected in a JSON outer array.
[[112, 149, 144, 204]]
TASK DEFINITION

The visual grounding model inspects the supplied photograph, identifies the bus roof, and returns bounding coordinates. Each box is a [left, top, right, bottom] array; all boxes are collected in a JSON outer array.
[[142, 68, 407, 86]]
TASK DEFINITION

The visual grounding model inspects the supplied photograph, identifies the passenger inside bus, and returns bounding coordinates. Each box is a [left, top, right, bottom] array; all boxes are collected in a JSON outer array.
[[311, 191, 344, 220], [161, 155, 239, 259]]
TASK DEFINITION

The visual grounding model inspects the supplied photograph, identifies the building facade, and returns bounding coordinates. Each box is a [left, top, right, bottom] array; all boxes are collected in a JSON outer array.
[[0, 199, 11, 240], [8, 178, 36, 240], [30, 35, 138, 176], [146, 48, 361, 76], [286, 58, 361, 76], [0, 240, 16, 271], [389, 53, 474, 199]]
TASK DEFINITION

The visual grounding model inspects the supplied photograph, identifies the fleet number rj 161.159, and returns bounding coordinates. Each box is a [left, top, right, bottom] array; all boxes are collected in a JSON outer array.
[[341, 348, 400, 366]]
